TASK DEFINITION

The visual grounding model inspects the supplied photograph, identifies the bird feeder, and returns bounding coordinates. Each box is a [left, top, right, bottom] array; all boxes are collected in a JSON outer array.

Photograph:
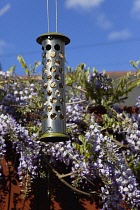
[[36, 32, 70, 142]]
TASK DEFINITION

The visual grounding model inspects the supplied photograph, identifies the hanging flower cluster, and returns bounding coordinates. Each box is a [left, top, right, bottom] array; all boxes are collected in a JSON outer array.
[[0, 59, 140, 209]]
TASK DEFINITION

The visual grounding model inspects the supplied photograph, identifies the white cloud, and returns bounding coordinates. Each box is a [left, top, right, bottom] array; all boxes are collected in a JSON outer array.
[[65, 0, 104, 9], [0, 4, 11, 16], [0, 40, 8, 55], [96, 13, 112, 30], [132, 0, 140, 13], [131, 0, 140, 18], [108, 29, 132, 41]]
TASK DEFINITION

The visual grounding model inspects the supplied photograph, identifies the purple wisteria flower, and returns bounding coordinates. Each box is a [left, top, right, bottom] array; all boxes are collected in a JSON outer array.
[[0, 67, 140, 209]]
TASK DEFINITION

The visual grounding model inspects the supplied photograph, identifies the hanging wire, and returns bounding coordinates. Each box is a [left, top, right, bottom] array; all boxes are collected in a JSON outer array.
[[56, 0, 58, 32], [47, 0, 50, 32]]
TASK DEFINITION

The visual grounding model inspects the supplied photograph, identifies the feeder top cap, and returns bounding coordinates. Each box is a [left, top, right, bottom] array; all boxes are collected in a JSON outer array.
[[36, 32, 70, 45]]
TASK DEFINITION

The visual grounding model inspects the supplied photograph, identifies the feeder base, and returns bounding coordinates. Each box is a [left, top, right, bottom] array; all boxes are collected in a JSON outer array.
[[40, 132, 69, 143]]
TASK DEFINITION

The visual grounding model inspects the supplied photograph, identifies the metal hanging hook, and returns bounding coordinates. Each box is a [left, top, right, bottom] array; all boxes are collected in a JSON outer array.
[[47, 0, 50, 32], [46, 0, 58, 32], [56, 0, 58, 32]]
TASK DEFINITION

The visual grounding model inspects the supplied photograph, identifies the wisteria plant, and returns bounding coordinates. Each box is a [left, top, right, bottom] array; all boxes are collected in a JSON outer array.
[[0, 56, 140, 209]]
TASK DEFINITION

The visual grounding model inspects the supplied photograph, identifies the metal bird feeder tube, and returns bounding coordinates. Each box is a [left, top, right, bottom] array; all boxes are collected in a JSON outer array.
[[36, 33, 70, 142]]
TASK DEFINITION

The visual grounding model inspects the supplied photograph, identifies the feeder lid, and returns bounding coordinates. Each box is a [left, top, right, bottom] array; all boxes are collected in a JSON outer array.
[[36, 32, 70, 45]]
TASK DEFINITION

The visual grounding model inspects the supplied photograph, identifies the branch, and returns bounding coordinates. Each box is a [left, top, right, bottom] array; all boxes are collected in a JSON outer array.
[[71, 86, 87, 94], [111, 138, 127, 149], [122, 151, 129, 167], [43, 157, 91, 197], [57, 171, 78, 179], [0, 103, 42, 110], [66, 100, 86, 105]]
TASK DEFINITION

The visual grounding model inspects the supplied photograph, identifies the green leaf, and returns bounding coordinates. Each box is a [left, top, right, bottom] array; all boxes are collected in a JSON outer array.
[[17, 55, 28, 69], [32, 61, 41, 73], [130, 60, 140, 69], [25, 68, 30, 76], [79, 135, 86, 146], [80, 146, 84, 154], [7, 65, 15, 76]]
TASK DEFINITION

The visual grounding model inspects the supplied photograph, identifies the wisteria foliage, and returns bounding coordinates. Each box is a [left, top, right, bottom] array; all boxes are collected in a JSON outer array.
[[0, 57, 140, 209]]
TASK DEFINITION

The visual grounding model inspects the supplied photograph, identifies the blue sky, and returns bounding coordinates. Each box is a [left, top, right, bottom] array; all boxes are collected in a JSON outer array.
[[0, 0, 140, 75]]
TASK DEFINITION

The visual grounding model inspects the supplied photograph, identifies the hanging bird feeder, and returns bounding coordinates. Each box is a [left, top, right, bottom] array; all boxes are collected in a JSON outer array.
[[36, 1, 70, 142]]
